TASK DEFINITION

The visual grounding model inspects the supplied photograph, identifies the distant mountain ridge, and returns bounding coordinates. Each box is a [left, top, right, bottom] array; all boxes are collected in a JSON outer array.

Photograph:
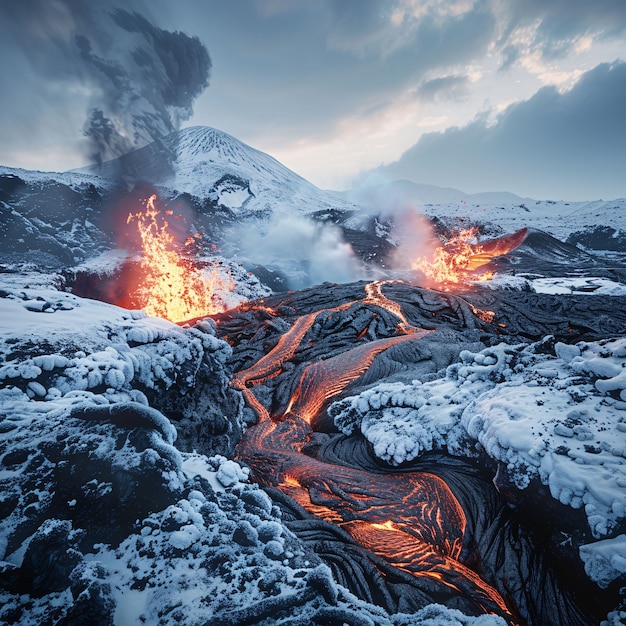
[[340, 178, 534, 207], [1, 124, 625, 276]]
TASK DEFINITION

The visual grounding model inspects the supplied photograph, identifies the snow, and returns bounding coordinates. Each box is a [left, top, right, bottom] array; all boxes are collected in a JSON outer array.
[[580, 534, 626, 588], [72, 249, 131, 275], [331, 334, 626, 589], [418, 198, 626, 245], [530, 276, 626, 295], [215, 457, 250, 487], [480, 274, 626, 296], [0, 276, 513, 625], [0, 164, 111, 191], [75, 126, 362, 219], [164, 126, 362, 217]]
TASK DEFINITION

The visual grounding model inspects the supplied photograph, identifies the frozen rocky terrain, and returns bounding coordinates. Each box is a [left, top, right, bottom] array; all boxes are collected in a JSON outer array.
[[2, 126, 626, 625]]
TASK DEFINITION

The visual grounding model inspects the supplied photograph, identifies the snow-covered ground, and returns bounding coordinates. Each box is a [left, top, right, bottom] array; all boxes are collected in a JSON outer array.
[[330, 334, 626, 598], [418, 198, 626, 248], [527, 275, 626, 296], [0, 277, 516, 625], [1, 275, 625, 623], [0, 164, 111, 191], [419, 198, 626, 241], [482, 273, 626, 296]]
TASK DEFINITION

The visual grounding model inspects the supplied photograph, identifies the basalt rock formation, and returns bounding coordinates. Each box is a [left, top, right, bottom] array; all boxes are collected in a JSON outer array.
[[211, 280, 626, 625]]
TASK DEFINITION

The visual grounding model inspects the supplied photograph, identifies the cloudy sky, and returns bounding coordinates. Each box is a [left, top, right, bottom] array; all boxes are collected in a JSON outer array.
[[1, 0, 625, 200]]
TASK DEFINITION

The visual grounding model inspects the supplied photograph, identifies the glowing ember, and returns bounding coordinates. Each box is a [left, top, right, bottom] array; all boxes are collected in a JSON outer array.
[[127, 195, 233, 322], [412, 227, 528, 286]]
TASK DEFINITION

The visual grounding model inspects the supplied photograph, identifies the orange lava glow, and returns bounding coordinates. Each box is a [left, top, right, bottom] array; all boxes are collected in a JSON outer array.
[[233, 282, 517, 623], [364, 280, 421, 334], [412, 227, 528, 286], [231, 281, 430, 411], [286, 331, 430, 424], [238, 401, 515, 622], [127, 195, 234, 322]]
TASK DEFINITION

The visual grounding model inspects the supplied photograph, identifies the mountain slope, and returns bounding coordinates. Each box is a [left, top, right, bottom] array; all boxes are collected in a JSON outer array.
[[79, 126, 361, 218], [2, 124, 625, 284], [343, 178, 533, 206], [0, 166, 111, 268]]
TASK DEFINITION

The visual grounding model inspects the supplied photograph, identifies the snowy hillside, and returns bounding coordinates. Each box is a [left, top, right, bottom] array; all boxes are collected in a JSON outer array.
[[79, 126, 361, 218], [418, 198, 626, 253], [346, 178, 626, 254], [2, 125, 626, 294]]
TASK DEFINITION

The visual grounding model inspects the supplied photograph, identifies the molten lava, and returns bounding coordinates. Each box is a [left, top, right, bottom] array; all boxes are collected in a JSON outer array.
[[238, 417, 513, 620], [232, 282, 518, 623], [285, 332, 430, 424], [412, 227, 528, 286], [127, 195, 233, 322]]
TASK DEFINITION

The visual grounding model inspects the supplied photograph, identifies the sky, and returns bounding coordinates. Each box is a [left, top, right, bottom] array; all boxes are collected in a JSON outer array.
[[0, 0, 625, 200]]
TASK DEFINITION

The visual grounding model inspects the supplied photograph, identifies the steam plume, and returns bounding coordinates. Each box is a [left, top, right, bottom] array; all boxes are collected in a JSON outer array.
[[233, 213, 364, 290], [348, 172, 439, 272]]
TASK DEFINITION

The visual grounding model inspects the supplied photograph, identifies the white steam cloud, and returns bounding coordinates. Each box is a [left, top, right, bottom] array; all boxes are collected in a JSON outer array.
[[387, 210, 438, 272], [233, 213, 364, 290], [348, 171, 440, 272]]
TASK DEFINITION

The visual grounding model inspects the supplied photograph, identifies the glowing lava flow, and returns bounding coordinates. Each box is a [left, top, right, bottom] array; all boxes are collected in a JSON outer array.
[[237, 417, 514, 619], [233, 282, 517, 623], [285, 332, 430, 423], [412, 227, 528, 285], [232, 281, 426, 402], [363, 280, 418, 334], [127, 195, 233, 322]]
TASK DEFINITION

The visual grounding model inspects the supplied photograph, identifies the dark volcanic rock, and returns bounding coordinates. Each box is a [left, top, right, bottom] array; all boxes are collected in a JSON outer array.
[[18, 519, 82, 597], [567, 224, 626, 253], [0, 174, 109, 269], [218, 279, 625, 625], [2, 408, 183, 564]]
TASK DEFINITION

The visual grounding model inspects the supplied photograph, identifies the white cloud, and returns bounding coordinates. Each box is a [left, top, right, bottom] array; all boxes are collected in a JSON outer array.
[[374, 61, 626, 200]]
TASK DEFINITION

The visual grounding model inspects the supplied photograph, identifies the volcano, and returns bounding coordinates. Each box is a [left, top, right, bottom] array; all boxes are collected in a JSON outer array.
[[1, 127, 626, 625], [75, 125, 361, 219]]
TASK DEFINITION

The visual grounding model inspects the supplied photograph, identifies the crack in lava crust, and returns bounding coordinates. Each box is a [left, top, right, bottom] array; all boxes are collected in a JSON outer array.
[[233, 281, 517, 623], [237, 417, 514, 621]]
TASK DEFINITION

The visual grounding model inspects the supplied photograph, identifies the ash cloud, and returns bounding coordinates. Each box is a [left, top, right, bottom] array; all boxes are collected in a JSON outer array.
[[1, 0, 211, 166]]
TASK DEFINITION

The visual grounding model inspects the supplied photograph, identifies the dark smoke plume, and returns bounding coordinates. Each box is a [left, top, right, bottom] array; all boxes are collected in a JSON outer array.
[[2, 1, 211, 165], [79, 9, 211, 164]]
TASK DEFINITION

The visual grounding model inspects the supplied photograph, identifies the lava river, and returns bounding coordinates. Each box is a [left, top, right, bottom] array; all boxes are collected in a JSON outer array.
[[220, 281, 593, 625]]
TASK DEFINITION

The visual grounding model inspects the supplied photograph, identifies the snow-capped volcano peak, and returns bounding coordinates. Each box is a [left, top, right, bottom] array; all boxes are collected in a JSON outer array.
[[168, 126, 289, 175], [171, 126, 247, 160], [80, 125, 357, 217], [163, 125, 316, 208]]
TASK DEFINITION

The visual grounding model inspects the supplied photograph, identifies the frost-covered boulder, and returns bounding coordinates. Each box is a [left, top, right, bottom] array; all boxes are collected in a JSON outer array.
[[0, 283, 242, 456], [330, 342, 526, 466]]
